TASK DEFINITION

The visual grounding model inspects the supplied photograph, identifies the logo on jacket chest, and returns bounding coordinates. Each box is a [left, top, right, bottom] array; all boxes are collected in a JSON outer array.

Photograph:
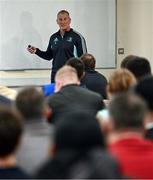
[[54, 37, 59, 44], [67, 37, 72, 42], [51, 36, 73, 49]]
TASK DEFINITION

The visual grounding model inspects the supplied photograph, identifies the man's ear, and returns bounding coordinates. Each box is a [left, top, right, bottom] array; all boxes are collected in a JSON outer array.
[[143, 112, 152, 129], [81, 71, 85, 79], [106, 85, 112, 99], [43, 105, 53, 119], [107, 117, 114, 133], [96, 112, 113, 136], [55, 81, 62, 92], [77, 80, 80, 86]]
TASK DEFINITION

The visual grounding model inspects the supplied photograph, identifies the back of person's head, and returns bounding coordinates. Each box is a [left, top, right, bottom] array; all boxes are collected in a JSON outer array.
[[108, 93, 147, 130], [120, 54, 138, 68], [80, 53, 96, 70], [66, 57, 85, 80], [15, 87, 45, 120], [0, 105, 23, 158], [55, 65, 80, 92], [134, 75, 153, 111], [126, 56, 151, 81], [54, 110, 105, 151], [107, 69, 137, 98], [36, 109, 122, 179]]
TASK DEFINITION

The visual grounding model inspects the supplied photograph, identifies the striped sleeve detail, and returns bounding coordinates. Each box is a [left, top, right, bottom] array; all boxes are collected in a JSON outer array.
[[73, 45, 78, 57], [73, 30, 87, 54]]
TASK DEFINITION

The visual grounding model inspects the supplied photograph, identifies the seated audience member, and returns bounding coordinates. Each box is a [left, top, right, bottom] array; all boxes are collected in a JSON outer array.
[[107, 69, 137, 100], [0, 86, 17, 100], [97, 69, 137, 124], [35, 111, 122, 179], [120, 54, 138, 68], [15, 87, 51, 175], [101, 93, 153, 179], [42, 57, 86, 97], [47, 65, 104, 124], [98, 68, 136, 108], [0, 105, 29, 179], [126, 56, 152, 81], [80, 53, 107, 99], [134, 75, 153, 140], [66, 57, 85, 86]]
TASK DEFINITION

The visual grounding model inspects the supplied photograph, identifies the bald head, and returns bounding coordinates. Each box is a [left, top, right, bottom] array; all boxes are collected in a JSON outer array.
[[55, 65, 80, 92]]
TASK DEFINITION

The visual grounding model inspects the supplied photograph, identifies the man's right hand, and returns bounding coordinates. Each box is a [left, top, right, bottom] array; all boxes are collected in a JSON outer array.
[[27, 45, 37, 54]]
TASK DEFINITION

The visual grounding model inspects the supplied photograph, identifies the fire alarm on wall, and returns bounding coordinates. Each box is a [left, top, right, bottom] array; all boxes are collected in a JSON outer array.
[[118, 48, 124, 54]]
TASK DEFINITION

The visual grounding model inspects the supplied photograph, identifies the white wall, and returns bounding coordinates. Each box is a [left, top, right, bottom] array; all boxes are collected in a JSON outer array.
[[117, 0, 153, 67], [99, 0, 153, 79]]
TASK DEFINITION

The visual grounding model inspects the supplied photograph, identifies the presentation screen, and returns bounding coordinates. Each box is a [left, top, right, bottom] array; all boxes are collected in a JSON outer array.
[[0, 0, 116, 70]]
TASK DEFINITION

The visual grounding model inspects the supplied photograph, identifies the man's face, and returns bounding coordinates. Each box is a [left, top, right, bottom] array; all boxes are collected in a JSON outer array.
[[56, 13, 71, 31]]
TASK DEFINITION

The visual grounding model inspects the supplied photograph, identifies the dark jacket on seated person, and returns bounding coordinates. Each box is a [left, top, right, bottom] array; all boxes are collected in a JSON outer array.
[[80, 53, 107, 99], [35, 149, 121, 179], [0, 167, 30, 179], [81, 69, 107, 98], [47, 84, 104, 124]]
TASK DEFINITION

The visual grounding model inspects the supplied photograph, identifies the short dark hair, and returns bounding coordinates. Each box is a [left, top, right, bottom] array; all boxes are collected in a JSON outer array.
[[0, 105, 23, 157], [57, 10, 69, 16], [108, 93, 147, 130], [120, 55, 137, 68], [66, 58, 85, 80], [15, 87, 45, 119], [55, 110, 105, 151], [126, 57, 151, 80], [80, 53, 96, 70], [134, 75, 153, 111]]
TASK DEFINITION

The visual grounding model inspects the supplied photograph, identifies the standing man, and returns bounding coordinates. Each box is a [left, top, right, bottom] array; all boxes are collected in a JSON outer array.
[[27, 10, 87, 82]]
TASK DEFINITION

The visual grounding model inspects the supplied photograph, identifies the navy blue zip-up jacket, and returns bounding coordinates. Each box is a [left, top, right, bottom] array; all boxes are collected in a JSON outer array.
[[36, 28, 87, 73]]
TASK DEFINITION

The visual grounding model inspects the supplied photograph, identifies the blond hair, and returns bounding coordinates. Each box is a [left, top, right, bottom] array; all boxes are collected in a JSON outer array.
[[107, 69, 137, 95], [55, 65, 79, 83]]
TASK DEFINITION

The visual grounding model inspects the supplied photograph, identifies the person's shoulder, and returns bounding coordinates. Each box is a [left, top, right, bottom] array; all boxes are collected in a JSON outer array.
[[0, 167, 30, 179], [87, 70, 107, 81], [95, 71, 107, 81], [93, 70, 106, 77], [50, 30, 60, 38], [88, 89, 102, 99], [47, 91, 59, 100], [47, 90, 64, 105], [15, 167, 30, 179], [71, 29, 85, 38], [79, 86, 102, 98]]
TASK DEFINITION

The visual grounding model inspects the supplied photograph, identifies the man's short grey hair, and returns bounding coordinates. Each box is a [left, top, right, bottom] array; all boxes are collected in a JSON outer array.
[[57, 10, 70, 17]]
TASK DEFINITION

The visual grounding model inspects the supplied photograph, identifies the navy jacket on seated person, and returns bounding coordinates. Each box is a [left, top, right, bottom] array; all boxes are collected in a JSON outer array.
[[81, 70, 107, 99]]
